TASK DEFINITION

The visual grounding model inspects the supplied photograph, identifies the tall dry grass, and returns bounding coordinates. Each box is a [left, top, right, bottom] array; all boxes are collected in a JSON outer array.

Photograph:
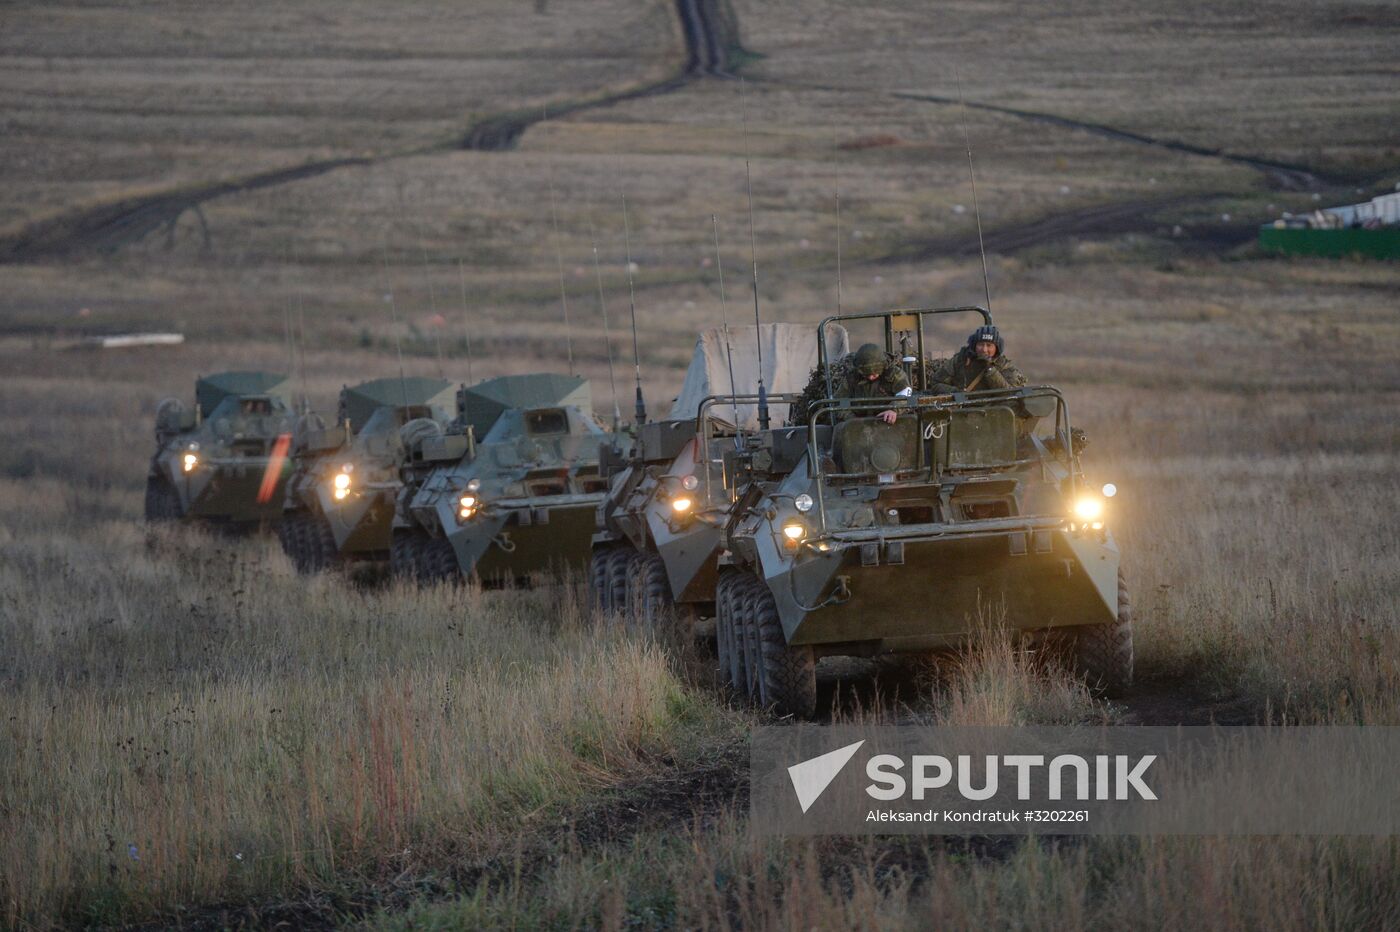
[[0, 476, 734, 926]]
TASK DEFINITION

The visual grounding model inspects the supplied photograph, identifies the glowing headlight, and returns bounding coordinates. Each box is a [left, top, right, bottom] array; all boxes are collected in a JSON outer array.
[[333, 473, 351, 491], [458, 506, 475, 520], [794, 493, 814, 513], [458, 494, 476, 509], [670, 497, 693, 514], [182, 452, 198, 473], [782, 522, 805, 541], [1073, 496, 1104, 521], [681, 475, 699, 491], [1102, 483, 1117, 498]]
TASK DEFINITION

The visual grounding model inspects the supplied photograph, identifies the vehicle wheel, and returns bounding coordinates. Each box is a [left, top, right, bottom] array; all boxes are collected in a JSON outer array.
[[428, 536, 459, 583], [751, 581, 817, 718], [390, 529, 421, 581], [1070, 569, 1134, 696], [715, 570, 742, 689], [607, 549, 639, 621], [635, 554, 672, 629], [143, 476, 180, 522], [306, 512, 339, 573], [589, 548, 615, 613], [734, 575, 762, 704]]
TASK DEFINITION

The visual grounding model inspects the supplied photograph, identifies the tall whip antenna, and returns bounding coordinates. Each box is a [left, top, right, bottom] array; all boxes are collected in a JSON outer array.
[[543, 106, 576, 376], [954, 66, 993, 314], [835, 187, 844, 316], [280, 246, 297, 397], [588, 217, 622, 431], [379, 234, 410, 406], [710, 214, 741, 428], [621, 197, 646, 425], [411, 214, 446, 378], [457, 258, 475, 386], [739, 78, 770, 431]]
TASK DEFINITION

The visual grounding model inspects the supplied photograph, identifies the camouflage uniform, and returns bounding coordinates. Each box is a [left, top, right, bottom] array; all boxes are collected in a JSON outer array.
[[927, 348, 1026, 393], [788, 346, 912, 426]]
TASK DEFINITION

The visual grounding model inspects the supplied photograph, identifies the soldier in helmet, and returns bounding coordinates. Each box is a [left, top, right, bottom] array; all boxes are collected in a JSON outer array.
[[928, 325, 1027, 394], [835, 343, 913, 424]]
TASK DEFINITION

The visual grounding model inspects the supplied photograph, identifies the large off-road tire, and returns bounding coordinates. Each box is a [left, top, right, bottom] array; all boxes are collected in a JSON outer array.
[[715, 570, 743, 690], [390, 529, 424, 582], [607, 549, 640, 623], [425, 535, 459, 583], [589, 548, 615, 613], [633, 554, 673, 630], [734, 575, 763, 703], [143, 476, 181, 522], [276, 515, 301, 568], [305, 512, 340, 573], [1070, 569, 1134, 696], [750, 581, 817, 718]]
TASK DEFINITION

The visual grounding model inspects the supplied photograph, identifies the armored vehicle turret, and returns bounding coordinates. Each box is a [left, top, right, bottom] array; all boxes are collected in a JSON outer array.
[[589, 324, 846, 632], [393, 373, 613, 584], [145, 371, 296, 526], [279, 376, 454, 573], [716, 307, 1131, 717]]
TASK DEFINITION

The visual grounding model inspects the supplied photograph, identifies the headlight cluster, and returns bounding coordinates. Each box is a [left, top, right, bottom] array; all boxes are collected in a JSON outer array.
[[333, 464, 353, 501], [670, 496, 693, 514], [1068, 483, 1117, 532], [181, 452, 198, 473], [458, 493, 477, 520]]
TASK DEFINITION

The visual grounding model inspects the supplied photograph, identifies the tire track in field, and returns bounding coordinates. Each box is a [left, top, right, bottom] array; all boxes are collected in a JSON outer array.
[[0, 0, 743, 263]]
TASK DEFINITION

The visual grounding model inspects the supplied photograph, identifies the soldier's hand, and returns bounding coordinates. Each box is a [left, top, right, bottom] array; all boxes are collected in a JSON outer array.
[[878, 409, 897, 424]]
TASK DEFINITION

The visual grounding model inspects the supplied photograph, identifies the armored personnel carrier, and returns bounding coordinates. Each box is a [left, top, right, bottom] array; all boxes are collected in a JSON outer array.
[[145, 371, 296, 526], [279, 376, 454, 573], [393, 373, 613, 584], [716, 307, 1130, 717], [590, 323, 847, 630]]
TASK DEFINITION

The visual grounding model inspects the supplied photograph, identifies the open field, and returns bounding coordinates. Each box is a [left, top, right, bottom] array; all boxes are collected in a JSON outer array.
[[2, 0, 1399, 927]]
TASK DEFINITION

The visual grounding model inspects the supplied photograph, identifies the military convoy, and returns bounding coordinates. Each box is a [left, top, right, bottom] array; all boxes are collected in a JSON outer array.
[[393, 373, 614, 584], [145, 371, 297, 527], [593, 310, 1130, 717], [146, 309, 1128, 718], [278, 376, 454, 573]]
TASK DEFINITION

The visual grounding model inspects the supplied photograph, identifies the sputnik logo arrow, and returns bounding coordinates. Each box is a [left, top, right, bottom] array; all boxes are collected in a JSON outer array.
[[787, 740, 865, 813]]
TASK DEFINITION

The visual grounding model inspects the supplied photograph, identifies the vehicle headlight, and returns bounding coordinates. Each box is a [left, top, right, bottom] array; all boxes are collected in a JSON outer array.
[[1102, 483, 1117, 498], [466, 478, 481, 492], [1072, 496, 1104, 521], [182, 452, 198, 472], [794, 493, 814, 513], [782, 522, 805, 541], [681, 475, 699, 491], [458, 494, 476, 509], [670, 496, 693, 514], [333, 470, 351, 500], [458, 505, 475, 520]]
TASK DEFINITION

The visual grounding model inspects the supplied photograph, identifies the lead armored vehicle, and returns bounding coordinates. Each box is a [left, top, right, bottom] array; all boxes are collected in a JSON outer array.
[[145, 371, 296, 526], [716, 307, 1130, 717], [393, 373, 613, 584], [590, 324, 846, 631], [279, 376, 454, 573]]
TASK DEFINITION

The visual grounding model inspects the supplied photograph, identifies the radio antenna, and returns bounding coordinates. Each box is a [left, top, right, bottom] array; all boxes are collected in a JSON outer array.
[[456, 258, 474, 386], [543, 106, 576, 376], [621, 197, 646, 425], [954, 67, 993, 315], [280, 246, 297, 397], [412, 216, 445, 378], [710, 214, 741, 428], [739, 78, 769, 431], [379, 234, 410, 407], [588, 217, 622, 431]]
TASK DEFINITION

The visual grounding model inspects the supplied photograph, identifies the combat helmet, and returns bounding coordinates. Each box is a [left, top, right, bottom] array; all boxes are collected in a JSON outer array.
[[852, 343, 888, 377]]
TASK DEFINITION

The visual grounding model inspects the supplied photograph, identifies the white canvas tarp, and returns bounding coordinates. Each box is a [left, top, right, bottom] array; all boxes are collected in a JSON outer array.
[[668, 323, 849, 428]]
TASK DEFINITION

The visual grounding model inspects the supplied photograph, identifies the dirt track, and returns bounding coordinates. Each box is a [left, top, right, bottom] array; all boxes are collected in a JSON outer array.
[[0, 0, 742, 264]]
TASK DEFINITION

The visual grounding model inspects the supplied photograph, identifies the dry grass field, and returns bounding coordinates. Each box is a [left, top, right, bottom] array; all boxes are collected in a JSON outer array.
[[2, 0, 1399, 928]]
